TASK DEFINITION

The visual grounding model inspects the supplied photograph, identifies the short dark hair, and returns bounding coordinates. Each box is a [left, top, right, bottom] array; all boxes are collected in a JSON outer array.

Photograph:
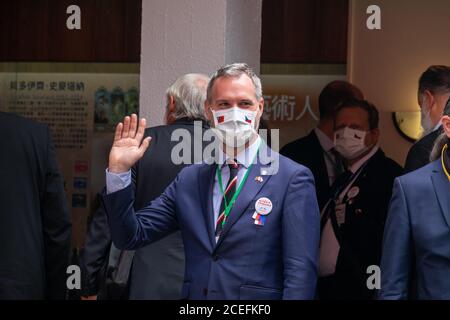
[[335, 99, 379, 130], [430, 96, 450, 161], [418, 65, 450, 95], [207, 63, 262, 102], [318, 80, 364, 120]]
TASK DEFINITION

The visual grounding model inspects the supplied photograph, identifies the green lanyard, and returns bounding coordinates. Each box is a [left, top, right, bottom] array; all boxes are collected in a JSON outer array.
[[216, 143, 260, 227]]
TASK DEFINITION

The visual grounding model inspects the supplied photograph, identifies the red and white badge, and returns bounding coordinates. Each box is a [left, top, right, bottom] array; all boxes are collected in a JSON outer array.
[[255, 197, 273, 216], [347, 186, 360, 199]]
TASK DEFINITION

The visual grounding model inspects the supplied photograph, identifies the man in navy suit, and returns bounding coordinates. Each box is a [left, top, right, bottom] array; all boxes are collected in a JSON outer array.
[[379, 99, 450, 299], [101, 63, 320, 300]]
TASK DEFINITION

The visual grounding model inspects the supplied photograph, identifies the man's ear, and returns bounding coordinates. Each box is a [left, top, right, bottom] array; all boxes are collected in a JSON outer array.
[[204, 100, 213, 122], [423, 90, 435, 109], [165, 95, 176, 125], [258, 97, 264, 115], [366, 128, 380, 146], [372, 128, 380, 144], [168, 95, 176, 113], [442, 115, 450, 137]]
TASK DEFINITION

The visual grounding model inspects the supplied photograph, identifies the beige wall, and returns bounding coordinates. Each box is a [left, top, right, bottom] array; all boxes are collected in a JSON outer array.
[[139, 0, 262, 128], [347, 0, 450, 165]]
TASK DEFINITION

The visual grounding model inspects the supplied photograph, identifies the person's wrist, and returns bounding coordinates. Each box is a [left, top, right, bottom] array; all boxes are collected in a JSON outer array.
[[108, 163, 129, 174]]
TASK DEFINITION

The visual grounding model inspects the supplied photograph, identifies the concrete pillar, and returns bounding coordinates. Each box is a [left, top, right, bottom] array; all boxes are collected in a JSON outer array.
[[139, 0, 262, 127]]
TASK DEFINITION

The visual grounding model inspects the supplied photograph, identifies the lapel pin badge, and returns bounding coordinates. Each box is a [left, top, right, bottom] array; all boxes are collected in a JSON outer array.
[[347, 186, 360, 199], [252, 197, 273, 226], [255, 176, 264, 183]]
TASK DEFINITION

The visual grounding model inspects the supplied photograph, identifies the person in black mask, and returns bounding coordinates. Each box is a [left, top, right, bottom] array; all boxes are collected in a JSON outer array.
[[379, 97, 450, 300]]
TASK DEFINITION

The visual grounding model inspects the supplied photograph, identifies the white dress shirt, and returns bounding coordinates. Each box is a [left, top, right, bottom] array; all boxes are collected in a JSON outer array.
[[314, 128, 339, 185]]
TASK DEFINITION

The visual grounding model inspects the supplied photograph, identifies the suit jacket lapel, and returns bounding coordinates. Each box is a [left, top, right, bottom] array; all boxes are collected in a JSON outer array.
[[310, 131, 332, 207], [310, 131, 329, 184], [198, 164, 216, 248], [431, 160, 450, 229], [214, 146, 274, 250]]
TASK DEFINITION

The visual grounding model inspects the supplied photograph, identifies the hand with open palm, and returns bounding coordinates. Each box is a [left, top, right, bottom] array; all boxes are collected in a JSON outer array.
[[108, 114, 152, 173]]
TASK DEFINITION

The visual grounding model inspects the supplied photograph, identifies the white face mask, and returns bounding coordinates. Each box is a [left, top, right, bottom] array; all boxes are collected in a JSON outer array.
[[334, 127, 369, 160], [211, 107, 258, 148], [420, 99, 434, 135]]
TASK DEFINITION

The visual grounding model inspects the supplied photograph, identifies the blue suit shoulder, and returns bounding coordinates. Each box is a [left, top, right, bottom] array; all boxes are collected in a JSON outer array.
[[170, 161, 206, 178], [263, 150, 316, 187], [396, 159, 439, 191]]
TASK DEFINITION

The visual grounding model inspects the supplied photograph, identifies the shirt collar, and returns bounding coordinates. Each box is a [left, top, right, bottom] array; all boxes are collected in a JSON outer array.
[[434, 121, 442, 132], [220, 135, 261, 169], [349, 144, 380, 173], [314, 127, 334, 152]]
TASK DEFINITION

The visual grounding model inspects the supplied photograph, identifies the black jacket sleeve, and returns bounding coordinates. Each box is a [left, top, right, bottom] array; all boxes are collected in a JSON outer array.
[[41, 127, 72, 299], [80, 202, 111, 296], [80, 165, 138, 297]]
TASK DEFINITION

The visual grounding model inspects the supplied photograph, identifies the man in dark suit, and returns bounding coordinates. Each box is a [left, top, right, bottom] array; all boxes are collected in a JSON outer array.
[[0, 112, 71, 299], [281, 81, 364, 209], [404, 65, 450, 173], [80, 73, 210, 299], [102, 63, 320, 299], [318, 100, 402, 300], [379, 102, 450, 299]]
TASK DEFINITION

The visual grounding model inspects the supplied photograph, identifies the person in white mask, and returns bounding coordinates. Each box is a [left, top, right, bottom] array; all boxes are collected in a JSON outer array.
[[210, 103, 259, 154], [101, 63, 320, 300], [281, 81, 364, 211], [404, 65, 450, 173], [317, 99, 402, 300]]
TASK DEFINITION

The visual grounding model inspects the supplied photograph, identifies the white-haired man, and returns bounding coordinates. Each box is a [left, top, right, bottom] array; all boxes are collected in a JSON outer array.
[[81, 73, 210, 300]]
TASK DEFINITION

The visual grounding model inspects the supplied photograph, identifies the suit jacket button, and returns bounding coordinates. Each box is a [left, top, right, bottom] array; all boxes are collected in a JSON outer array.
[[203, 288, 208, 295], [213, 255, 219, 261]]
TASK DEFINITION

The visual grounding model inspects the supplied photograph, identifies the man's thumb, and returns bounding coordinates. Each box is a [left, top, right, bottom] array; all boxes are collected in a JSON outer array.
[[139, 137, 152, 155]]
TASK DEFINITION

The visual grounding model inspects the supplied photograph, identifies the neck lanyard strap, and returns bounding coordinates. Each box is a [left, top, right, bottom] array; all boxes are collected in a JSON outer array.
[[441, 144, 450, 181], [216, 142, 261, 226]]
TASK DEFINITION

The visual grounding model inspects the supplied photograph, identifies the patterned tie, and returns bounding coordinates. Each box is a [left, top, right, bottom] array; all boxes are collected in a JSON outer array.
[[330, 147, 345, 178], [329, 169, 353, 199], [215, 161, 240, 239]]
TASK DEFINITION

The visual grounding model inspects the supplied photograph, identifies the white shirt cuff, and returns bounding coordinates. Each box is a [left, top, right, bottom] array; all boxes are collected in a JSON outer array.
[[105, 168, 131, 194]]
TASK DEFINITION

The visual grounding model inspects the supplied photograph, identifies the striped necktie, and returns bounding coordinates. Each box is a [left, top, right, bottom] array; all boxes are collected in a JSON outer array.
[[215, 161, 240, 239], [330, 147, 345, 177]]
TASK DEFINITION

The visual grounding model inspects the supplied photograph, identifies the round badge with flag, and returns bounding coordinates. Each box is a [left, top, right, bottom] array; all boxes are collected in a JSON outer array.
[[255, 197, 273, 216]]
